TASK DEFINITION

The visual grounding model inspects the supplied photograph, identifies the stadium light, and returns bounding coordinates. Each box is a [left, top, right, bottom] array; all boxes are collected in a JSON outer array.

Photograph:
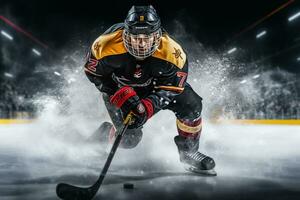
[[256, 30, 267, 39], [240, 80, 247, 84], [4, 72, 14, 78], [54, 71, 61, 76], [32, 48, 41, 56], [297, 57, 300, 62], [252, 74, 260, 79], [227, 47, 237, 54], [0, 15, 49, 49], [288, 11, 300, 22], [1, 30, 13, 40]]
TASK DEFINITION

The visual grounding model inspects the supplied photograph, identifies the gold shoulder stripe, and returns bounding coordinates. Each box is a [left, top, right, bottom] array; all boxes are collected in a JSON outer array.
[[152, 34, 186, 69], [154, 86, 184, 93], [91, 29, 127, 60]]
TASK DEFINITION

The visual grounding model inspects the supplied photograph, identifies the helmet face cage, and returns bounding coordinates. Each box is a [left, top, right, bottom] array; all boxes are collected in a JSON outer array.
[[123, 28, 162, 60]]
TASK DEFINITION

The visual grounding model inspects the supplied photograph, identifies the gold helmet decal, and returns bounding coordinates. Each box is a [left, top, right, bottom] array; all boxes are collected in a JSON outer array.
[[139, 15, 145, 21]]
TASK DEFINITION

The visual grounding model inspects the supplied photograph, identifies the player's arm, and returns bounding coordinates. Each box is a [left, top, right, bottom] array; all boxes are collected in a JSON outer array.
[[84, 50, 118, 95], [146, 59, 189, 114]]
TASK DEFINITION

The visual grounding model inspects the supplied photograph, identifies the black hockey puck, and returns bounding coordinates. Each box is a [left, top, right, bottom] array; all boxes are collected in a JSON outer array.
[[123, 183, 134, 189]]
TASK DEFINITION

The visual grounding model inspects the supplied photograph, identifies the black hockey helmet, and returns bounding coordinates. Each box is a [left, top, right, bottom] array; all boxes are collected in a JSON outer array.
[[124, 5, 161, 34], [123, 5, 162, 59]]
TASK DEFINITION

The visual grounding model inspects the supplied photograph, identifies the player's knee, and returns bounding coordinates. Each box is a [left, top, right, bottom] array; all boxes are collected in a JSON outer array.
[[173, 86, 203, 119], [189, 89, 203, 116], [191, 98, 202, 118], [178, 97, 202, 119], [120, 128, 143, 149]]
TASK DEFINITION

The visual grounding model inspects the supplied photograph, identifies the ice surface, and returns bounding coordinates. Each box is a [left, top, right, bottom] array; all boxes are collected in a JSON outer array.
[[1, 121, 300, 199]]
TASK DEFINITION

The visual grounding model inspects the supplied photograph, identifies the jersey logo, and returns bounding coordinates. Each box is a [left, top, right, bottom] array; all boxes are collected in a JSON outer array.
[[112, 74, 153, 87], [134, 68, 142, 78], [133, 64, 142, 78], [172, 47, 183, 60]]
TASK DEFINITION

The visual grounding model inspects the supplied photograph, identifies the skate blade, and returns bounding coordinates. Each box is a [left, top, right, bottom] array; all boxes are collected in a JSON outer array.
[[184, 165, 217, 176]]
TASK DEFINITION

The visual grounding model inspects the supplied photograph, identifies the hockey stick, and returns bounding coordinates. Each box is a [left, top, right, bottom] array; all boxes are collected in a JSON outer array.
[[56, 112, 134, 200]]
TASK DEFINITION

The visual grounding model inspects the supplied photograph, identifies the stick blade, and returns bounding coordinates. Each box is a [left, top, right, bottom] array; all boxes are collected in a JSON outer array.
[[56, 183, 95, 200]]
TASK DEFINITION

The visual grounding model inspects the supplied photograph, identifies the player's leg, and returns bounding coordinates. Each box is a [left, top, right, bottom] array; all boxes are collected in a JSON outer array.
[[166, 84, 216, 175]]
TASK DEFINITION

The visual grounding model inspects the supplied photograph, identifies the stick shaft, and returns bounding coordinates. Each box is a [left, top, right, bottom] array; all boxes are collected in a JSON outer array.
[[56, 113, 133, 200], [94, 122, 129, 187], [90, 113, 133, 197]]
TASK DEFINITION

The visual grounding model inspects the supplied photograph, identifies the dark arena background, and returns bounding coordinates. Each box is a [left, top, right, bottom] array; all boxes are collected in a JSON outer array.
[[0, 0, 300, 200]]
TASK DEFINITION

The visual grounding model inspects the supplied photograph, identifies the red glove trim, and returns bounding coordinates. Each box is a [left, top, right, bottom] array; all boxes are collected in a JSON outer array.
[[110, 86, 136, 108], [141, 98, 154, 119]]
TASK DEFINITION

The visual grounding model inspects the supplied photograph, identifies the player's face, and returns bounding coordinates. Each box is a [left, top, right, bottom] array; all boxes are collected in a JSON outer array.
[[129, 34, 155, 54], [123, 29, 162, 59]]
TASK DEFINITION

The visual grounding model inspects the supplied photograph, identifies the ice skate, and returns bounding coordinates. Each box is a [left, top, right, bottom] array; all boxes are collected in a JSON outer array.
[[179, 150, 217, 176], [87, 121, 115, 145]]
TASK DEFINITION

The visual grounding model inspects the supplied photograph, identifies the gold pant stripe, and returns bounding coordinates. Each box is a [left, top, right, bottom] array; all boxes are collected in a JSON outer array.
[[176, 119, 202, 133]]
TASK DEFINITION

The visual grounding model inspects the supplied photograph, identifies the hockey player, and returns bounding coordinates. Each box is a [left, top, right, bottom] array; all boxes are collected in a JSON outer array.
[[84, 5, 216, 175]]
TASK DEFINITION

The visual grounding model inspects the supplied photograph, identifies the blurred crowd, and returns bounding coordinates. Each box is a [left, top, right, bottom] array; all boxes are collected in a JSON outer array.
[[0, 80, 36, 119], [221, 91, 300, 120], [0, 77, 299, 120], [235, 100, 300, 119]]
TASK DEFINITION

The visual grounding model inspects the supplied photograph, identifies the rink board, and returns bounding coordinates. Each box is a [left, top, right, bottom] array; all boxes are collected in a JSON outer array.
[[0, 119, 34, 124], [217, 119, 300, 125], [2, 119, 300, 125]]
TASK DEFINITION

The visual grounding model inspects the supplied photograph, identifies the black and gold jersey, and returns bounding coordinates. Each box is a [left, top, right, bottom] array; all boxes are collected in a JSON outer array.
[[84, 23, 189, 113]]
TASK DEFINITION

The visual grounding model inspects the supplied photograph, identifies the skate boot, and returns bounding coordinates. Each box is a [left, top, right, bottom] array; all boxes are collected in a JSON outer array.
[[179, 149, 216, 176], [88, 121, 143, 149], [87, 121, 115, 144], [175, 135, 216, 176]]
